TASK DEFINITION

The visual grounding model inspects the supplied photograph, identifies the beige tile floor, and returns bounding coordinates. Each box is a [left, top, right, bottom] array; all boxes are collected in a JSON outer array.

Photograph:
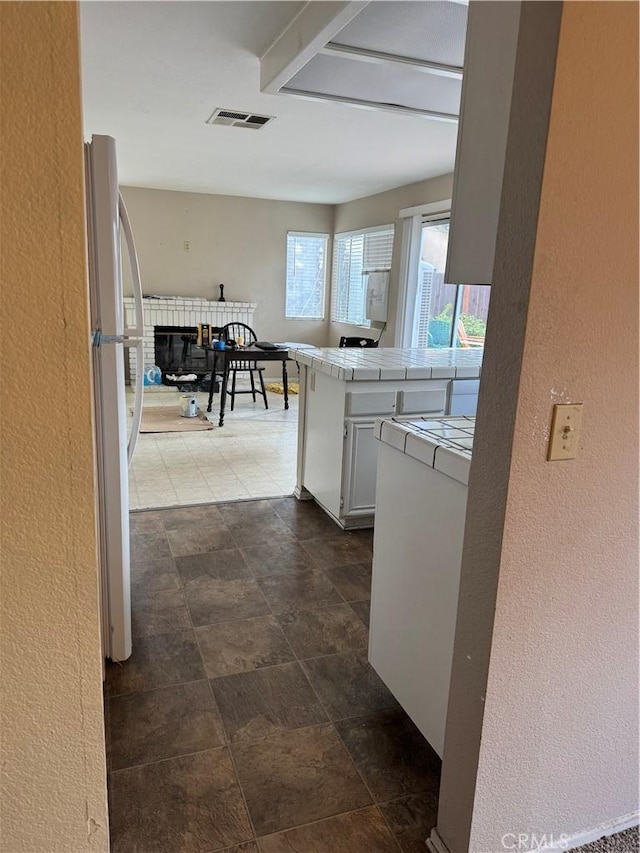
[[128, 384, 298, 510]]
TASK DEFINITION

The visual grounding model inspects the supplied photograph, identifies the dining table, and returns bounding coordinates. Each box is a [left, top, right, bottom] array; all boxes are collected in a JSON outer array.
[[206, 345, 290, 427]]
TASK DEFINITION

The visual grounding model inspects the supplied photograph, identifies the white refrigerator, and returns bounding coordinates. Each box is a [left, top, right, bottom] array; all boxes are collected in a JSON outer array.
[[85, 135, 144, 663]]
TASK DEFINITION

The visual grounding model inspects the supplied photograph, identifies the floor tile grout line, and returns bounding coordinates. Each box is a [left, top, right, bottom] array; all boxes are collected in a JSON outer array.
[[107, 675, 212, 702], [108, 744, 231, 777], [251, 802, 400, 847], [125, 595, 367, 639], [187, 564, 260, 846], [106, 673, 214, 701]]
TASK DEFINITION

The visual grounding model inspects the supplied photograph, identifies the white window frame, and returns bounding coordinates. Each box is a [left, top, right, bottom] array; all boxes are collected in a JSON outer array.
[[285, 231, 329, 320], [330, 224, 395, 328]]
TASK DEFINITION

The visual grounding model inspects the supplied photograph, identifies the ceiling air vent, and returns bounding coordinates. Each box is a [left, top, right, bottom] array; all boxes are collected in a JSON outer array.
[[206, 108, 274, 130]]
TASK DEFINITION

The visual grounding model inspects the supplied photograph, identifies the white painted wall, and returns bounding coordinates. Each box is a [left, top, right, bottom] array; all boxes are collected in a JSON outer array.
[[120, 177, 457, 355], [120, 186, 334, 347], [331, 173, 454, 347]]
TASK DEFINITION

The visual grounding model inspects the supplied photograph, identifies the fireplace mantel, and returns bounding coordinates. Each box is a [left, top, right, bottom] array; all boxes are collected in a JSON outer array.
[[124, 296, 257, 382]]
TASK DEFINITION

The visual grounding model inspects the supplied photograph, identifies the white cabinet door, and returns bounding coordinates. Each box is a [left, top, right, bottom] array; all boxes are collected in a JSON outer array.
[[343, 420, 378, 517]]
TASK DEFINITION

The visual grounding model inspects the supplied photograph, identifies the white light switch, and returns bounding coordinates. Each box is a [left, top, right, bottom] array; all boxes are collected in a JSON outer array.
[[548, 403, 583, 461]]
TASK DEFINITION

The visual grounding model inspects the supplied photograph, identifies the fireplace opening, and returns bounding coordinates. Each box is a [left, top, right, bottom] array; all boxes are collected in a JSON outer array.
[[154, 325, 214, 385]]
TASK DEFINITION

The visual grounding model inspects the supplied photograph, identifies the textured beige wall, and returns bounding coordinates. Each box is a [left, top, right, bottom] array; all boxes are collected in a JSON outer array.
[[0, 4, 109, 851], [120, 186, 334, 347], [331, 173, 453, 346], [439, 3, 639, 851]]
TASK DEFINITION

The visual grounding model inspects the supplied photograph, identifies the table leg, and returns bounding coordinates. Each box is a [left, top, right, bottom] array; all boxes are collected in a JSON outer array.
[[282, 359, 289, 410], [207, 352, 218, 413], [219, 358, 229, 427]]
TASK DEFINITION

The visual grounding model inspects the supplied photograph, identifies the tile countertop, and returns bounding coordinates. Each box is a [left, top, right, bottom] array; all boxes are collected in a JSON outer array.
[[288, 347, 483, 382], [374, 416, 476, 486]]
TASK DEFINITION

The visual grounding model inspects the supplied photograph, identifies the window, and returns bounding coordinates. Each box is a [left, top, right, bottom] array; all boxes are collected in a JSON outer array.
[[331, 225, 394, 326], [412, 220, 489, 349], [285, 232, 329, 319]]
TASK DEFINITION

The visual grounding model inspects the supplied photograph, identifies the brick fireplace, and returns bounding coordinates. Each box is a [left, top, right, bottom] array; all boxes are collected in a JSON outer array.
[[124, 296, 257, 383]]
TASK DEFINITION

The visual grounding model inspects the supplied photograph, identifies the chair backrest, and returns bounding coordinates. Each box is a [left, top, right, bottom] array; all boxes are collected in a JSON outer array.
[[222, 322, 260, 370], [339, 336, 379, 348], [223, 322, 257, 347]]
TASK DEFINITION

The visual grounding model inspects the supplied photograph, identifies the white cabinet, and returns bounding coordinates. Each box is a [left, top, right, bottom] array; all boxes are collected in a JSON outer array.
[[292, 347, 482, 530], [297, 367, 449, 529]]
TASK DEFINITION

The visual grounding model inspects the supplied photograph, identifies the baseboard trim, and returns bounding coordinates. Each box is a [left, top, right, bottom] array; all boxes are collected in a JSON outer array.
[[553, 811, 639, 852], [293, 486, 313, 501], [426, 813, 639, 853], [427, 828, 452, 853]]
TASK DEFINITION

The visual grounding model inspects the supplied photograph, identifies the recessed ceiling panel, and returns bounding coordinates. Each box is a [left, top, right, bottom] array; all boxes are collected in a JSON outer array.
[[333, 1, 467, 67], [287, 53, 462, 116]]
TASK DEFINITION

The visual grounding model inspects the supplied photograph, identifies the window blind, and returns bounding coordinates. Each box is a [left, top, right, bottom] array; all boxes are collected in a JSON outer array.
[[331, 225, 394, 326], [285, 232, 328, 319]]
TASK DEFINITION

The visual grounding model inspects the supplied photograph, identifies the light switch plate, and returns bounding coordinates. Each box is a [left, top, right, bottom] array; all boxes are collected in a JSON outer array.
[[548, 403, 583, 461]]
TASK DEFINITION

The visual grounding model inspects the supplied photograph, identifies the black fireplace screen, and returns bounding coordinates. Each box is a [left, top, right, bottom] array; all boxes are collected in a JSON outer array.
[[154, 326, 212, 378]]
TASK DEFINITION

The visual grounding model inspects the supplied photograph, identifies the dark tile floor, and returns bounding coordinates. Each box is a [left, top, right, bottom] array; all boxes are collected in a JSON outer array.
[[106, 498, 441, 853]]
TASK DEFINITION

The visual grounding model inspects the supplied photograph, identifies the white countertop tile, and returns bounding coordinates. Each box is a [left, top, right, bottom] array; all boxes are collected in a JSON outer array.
[[430, 366, 457, 379], [289, 347, 483, 382], [405, 366, 433, 380], [405, 433, 437, 467], [380, 420, 410, 452], [433, 445, 472, 486], [375, 415, 476, 486], [379, 366, 408, 381]]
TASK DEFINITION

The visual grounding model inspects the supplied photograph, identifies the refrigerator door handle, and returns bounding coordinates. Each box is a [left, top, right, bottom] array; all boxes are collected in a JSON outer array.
[[126, 339, 144, 466], [119, 192, 144, 338], [92, 331, 143, 347], [118, 190, 145, 466]]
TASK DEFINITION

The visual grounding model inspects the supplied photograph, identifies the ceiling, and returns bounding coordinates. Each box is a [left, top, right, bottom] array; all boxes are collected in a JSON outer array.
[[80, 1, 466, 205]]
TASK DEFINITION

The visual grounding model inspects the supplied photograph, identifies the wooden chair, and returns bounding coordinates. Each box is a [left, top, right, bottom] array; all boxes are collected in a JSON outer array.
[[222, 322, 268, 410]]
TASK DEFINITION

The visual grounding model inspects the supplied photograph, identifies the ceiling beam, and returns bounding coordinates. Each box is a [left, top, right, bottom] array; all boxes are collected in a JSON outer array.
[[280, 86, 459, 122], [321, 43, 464, 80], [260, 1, 370, 94]]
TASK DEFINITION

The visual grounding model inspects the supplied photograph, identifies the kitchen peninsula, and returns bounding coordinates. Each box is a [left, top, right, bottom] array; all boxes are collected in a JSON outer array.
[[369, 415, 475, 756], [290, 347, 483, 528]]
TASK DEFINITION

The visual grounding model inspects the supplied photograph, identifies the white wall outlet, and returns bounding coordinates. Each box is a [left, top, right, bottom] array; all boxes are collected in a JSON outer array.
[[183, 240, 191, 253], [547, 403, 583, 461]]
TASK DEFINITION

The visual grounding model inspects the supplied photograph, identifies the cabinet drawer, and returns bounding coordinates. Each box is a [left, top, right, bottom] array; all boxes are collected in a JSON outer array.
[[397, 388, 447, 415], [451, 379, 480, 396], [346, 390, 397, 416]]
